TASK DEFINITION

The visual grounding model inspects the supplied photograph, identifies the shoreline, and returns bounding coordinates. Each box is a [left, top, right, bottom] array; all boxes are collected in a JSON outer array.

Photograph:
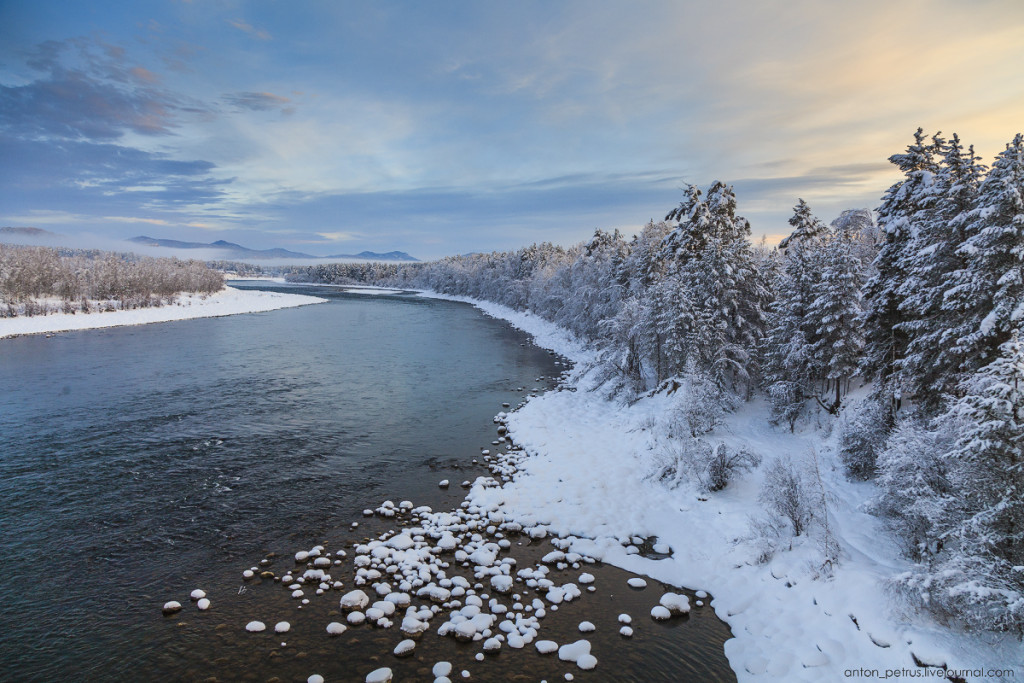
[[417, 290, 1022, 681], [0, 286, 327, 339]]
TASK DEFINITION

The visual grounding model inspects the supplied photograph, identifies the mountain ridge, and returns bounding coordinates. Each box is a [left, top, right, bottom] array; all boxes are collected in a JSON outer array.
[[129, 236, 418, 261]]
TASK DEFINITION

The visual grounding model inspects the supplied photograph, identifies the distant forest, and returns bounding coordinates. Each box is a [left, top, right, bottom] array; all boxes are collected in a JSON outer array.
[[0, 244, 224, 317], [293, 131, 1024, 635]]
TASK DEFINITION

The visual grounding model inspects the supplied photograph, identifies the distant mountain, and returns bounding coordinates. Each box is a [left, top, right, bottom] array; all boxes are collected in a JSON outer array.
[[129, 236, 419, 262], [323, 250, 419, 262], [129, 236, 318, 260]]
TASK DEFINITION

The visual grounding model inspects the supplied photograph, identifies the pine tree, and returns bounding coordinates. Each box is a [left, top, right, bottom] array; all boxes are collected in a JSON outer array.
[[662, 182, 766, 391], [897, 134, 986, 409], [807, 225, 865, 412], [777, 199, 828, 252], [763, 201, 829, 404], [861, 129, 943, 385], [945, 133, 1024, 376], [934, 332, 1024, 632]]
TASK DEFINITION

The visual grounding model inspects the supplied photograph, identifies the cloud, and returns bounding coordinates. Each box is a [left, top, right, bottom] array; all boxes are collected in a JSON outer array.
[[316, 231, 359, 242], [228, 19, 272, 41], [0, 38, 204, 140], [224, 91, 293, 112], [0, 137, 230, 217]]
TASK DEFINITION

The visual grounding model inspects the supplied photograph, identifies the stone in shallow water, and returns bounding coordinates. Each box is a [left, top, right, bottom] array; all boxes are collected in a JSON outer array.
[[189, 589, 206, 601], [245, 620, 266, 632], [365, 667, 393, 683], [326, 621, 347, 636], [197, 598, 211, 611], [162, 601, 182, 615], [650, 605, 671, 620], [341, 589, 370, 610]]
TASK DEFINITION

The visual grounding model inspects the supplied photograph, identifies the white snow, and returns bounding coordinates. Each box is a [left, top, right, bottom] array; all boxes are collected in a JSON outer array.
[[326, 621, 347, 635], [438, 293, 1023, 682], [245, 621, 266, 632], [0, 286, 326, 339], [340, 589, 370, 611], [626, 578, 647, 589], [365, 667, 393, 683], [557, 640, 596, 670]]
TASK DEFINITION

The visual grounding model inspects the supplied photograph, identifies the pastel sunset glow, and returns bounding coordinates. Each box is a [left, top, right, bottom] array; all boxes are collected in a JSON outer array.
[[2, 0, 1022, 258]]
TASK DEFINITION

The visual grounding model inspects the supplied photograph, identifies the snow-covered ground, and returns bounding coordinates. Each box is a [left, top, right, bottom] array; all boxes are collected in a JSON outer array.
[[0, 286, 326, 339], [422, 291, 1023, 682]]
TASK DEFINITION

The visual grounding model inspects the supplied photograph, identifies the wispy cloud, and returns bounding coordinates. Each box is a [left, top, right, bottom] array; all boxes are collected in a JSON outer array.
[[224, 91, 292, 113], [316, 231, 359, 242], [228, 19, 271, 41]]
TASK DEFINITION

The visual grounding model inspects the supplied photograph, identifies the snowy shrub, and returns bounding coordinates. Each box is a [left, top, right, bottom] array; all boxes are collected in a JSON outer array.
[[872, 417, 954, 561], [759, 457, 813, 536], [652, 439, 759, 493], [837, 388, 894, 480], [768, 380, 804, 431], [705, 444, 760, 492], [746, 514, 790, 564], [650, 438, 713, 490], [669, 364, 732, 438]]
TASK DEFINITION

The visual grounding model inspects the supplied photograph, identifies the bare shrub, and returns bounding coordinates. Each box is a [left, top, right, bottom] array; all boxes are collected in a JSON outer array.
[[760, 457, 813, 536], [706, 444, 761, 492]]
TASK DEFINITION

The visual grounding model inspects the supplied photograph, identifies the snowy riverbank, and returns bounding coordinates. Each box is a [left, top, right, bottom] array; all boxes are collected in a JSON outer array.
[[422, 291, 1023, 682], [0, 286, 326, 339]]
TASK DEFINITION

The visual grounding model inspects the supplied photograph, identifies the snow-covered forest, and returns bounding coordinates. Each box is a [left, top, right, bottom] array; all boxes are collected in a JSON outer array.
[[0, 244, 224, 317], [296, 130, 1024, 636]]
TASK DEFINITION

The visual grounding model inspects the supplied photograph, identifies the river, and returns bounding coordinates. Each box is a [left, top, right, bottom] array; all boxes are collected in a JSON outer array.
[[0, 283, 733, 682]]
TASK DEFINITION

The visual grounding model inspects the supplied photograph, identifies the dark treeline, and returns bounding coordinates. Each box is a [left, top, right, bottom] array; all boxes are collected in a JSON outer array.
[[0, 244, 224, 316], [293, 130, 1024, 634]]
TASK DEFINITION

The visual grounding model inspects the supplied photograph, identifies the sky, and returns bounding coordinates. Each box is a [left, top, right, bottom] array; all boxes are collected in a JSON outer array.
[[1, 0, 1023, 260]]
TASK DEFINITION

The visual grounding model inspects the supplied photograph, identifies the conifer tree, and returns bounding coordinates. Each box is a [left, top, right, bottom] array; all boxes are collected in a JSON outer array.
[[861, 129, 943, 385], [763, 200, 829, 420], [898, 134, 986, 408], [934, 332, 1024, 632], [807, 225, 865, 411], [945, 133, 1024, 375]]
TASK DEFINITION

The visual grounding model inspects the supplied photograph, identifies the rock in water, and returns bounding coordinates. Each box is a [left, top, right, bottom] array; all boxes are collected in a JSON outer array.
[[365, 667, 393, 683], [162, 601, 182, 615]]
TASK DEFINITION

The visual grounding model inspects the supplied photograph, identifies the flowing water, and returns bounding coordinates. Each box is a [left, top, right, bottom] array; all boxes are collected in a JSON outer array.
[[0, 283, 734, 682]]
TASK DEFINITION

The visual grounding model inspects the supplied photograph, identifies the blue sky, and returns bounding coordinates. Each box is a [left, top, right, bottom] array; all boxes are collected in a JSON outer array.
[[2, 1, 1023, 259]]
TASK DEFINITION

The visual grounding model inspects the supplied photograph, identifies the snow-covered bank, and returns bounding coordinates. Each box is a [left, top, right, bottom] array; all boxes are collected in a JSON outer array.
[[0, 287, 326, 339], [427, 292, 1022, 681], [416, 291, 596, 366]]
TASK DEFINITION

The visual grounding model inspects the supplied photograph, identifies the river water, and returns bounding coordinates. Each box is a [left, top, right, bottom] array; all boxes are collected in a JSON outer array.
[[0, 283, 734, 682]]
